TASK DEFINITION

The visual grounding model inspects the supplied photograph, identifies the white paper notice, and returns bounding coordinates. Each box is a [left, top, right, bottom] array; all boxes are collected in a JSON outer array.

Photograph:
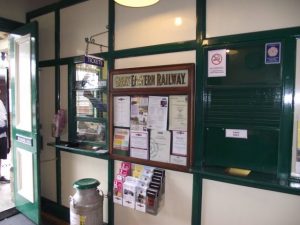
[[172, 131, 187, 156], [208, 49, 227, 77], [170, 155, 187, 166], [130, 148, 148, 160], [114, 96, 130, 127], [130, 96, 148, 131], [225, 129, 248, 139], [147, 96, 168, 131], [169, 95, 188, 131], [130, 131, 149, 149], [150, 130, 171, 163]]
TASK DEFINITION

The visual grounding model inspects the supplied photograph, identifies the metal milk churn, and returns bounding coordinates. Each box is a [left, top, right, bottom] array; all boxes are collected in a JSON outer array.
[[70, 178, 104, 225]]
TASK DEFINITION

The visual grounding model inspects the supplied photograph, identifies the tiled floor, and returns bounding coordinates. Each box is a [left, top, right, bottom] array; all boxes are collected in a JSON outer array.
[[0, 183, 14, 212], [0, 213, 70, 225], [0, 214, 35, 225], [0, 154, 14, 213]]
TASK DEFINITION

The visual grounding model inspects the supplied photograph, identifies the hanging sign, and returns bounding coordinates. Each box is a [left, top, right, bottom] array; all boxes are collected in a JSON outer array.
[[265, 42, 281, 64], [84, 55, 104, 67], [208, 49, 227, 77]]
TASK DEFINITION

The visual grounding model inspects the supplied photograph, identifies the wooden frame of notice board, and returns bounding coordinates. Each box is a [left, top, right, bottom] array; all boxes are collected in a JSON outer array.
[[109, 63, 195, 172]]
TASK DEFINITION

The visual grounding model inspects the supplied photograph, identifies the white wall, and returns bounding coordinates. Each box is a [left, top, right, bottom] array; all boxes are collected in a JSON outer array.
[[115, 162, 193, 225], [60, 0, 108, 58], [202, 180, 300, 225], [31, 12, 55, 61], [33, 1, 300, 225], [206, 0, 300, 37], [0, 0, 58, 23], [115, 0, 196, 50], [39, 66, 56, 201]]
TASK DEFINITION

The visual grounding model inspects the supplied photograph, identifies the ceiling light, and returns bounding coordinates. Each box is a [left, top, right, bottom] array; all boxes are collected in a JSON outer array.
[[174, 17, 183, 26], [115, 0, 159, 7]]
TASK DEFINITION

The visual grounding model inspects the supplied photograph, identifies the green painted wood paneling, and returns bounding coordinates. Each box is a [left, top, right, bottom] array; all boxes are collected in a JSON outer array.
[[0, 17, 24, 32], [10, 21, 41, 224]]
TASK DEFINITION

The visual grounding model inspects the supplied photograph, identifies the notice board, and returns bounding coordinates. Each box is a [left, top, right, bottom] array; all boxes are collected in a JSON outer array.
[[109, 63, 195, 172]]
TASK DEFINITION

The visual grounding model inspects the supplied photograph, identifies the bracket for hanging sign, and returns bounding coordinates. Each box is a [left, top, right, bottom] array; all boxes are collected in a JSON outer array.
[[85, 26, 109, 55]]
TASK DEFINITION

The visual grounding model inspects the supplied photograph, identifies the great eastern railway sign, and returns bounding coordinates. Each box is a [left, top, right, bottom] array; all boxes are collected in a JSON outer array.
[[113, 69, 189, 89]]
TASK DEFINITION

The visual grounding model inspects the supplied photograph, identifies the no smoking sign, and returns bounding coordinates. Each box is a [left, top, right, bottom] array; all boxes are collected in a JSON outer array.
[[208, 49, 226, 77], [211, 53, 223, 65]]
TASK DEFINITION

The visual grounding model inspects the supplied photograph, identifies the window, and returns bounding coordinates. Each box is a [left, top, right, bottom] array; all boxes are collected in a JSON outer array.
[[70, 60, 108, 149]]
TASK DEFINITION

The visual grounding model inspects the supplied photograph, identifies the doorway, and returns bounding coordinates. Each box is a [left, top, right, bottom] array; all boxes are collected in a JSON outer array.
[[0, 33, 15, 217]]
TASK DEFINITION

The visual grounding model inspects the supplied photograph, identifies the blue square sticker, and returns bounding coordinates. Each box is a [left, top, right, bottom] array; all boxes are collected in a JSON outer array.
[[265, 42, 281, 64]]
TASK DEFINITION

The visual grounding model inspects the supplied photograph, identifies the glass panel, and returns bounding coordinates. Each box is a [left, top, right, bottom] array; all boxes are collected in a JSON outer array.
[[60, 65, 69, 141], [77, 121, 106, 143], [76, 90, 107, 117], [75, 61, 107, 145], [16, 147, 34, 203], [292, 39, 300, 177], [15, 34, 32, 132], [75, 63, 106, 89]]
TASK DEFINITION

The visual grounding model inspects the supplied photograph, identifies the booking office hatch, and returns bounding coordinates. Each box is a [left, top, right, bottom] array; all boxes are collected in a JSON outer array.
[[203, 40, 282, 176]]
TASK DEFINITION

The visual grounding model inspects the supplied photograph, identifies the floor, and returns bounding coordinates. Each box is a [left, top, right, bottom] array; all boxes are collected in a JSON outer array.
[[0, 154, 14, 213], [0, 214, 36, 225], [0, 212, 70, 225]]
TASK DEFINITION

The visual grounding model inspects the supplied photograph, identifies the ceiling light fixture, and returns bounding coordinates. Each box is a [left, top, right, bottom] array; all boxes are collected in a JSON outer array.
[[115, 0, 159, 7]]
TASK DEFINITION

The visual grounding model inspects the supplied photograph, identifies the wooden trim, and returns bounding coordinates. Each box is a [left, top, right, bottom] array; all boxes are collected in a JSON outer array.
[[0, 17, 24, 32], [109, 63, 195, 172]]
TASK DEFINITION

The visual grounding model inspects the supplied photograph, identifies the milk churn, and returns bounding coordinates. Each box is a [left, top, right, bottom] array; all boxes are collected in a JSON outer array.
[[70, 178, 104, 225]]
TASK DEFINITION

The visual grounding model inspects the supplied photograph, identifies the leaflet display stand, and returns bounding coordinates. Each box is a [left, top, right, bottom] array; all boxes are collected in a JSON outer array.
[[109, 63, 195, 172]]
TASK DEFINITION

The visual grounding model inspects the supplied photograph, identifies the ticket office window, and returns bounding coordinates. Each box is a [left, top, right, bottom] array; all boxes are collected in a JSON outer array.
[[70, 61, 108, 149]]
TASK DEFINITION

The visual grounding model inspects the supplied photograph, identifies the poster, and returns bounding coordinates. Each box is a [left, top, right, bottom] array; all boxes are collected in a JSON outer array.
[[130, 131, 149, 149], [150, 130, 171, 163], [208, 49, 227, 77], [130, 148, 148, 160], [113, 128, 130, 151], [147, 96, 168, 131], [169, 95, 188, 131], [114, 96, 130, 127], [172, 131, 187, 156], [170, 155, 187, 166], [130, 96, 148, 131], [265, 42, 281, 64]]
